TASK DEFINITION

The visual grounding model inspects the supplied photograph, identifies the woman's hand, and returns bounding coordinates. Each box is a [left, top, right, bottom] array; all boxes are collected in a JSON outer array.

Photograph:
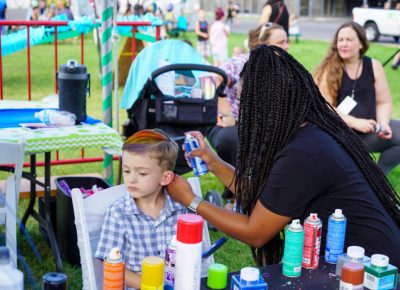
[[377, 123, 393, 140], [351, 118, 377, 134], [184, 131, 223, 173], [167, 174, 196, 207]]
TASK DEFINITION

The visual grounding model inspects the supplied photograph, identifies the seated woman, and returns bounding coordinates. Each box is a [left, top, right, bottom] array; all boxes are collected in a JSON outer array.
[[208, 23, 288, 202], [315, 21, 400, 175]]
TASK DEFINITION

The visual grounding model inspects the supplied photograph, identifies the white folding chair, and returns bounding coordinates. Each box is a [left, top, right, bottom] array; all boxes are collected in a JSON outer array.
[[72, 184, 126, 290], [72, 178, 215, 290], [0, 138, 26, 268]]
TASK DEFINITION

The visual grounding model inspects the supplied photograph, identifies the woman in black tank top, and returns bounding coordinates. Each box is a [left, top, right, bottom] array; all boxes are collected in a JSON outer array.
[[315, 21, 400, 175], [259, 0, 289, 35]]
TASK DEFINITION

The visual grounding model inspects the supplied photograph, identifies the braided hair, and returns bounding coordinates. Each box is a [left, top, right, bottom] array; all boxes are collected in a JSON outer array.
[[236, 45, 400, 266]]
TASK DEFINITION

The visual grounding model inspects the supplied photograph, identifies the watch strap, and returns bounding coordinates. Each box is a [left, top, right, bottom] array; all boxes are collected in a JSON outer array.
[[188, 196, 203, 214]]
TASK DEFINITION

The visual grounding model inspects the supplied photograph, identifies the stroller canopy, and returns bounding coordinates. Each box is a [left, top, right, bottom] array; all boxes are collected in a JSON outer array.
[[121, 39, 209, 109]]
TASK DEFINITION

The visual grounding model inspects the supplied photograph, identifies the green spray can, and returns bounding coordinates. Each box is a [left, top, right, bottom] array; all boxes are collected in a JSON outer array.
[[282, 219, 304, 277]]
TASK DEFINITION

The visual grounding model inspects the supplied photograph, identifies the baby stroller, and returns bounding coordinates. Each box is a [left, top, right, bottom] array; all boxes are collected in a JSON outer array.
[[123, 63, 228, 219]]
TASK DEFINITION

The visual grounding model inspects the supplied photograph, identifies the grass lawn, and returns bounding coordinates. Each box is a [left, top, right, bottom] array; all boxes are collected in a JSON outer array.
[[2, 30, 400, 289]]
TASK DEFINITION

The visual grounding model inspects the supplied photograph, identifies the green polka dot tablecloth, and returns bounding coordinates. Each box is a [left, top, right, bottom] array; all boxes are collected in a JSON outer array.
[[0, 123, 123, 155]]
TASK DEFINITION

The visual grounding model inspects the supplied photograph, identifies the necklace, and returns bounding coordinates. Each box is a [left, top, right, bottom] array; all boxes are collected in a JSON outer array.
[[343, 59, 362, 99]]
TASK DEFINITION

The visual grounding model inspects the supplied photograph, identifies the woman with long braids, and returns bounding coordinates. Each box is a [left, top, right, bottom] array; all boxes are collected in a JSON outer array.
[[167, 45, 400, 267], [315, 21, 400, 176]]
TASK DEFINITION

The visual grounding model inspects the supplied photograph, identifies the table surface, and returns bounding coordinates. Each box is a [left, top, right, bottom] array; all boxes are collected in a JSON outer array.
[[201, 260, 400, 290], [0, 122, 123, 154]]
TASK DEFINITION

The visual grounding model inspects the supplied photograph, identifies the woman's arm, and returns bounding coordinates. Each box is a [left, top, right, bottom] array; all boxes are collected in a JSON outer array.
[[186, 131, 237, 191], [372, 58, 393, 139], [259, 4, 272, 24], [125, 269, 141, 289], [168, 175, 290, 247]]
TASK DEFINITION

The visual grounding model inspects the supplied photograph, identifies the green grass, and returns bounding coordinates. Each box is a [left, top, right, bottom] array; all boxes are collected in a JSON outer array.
[[3, 31, 400, 289]]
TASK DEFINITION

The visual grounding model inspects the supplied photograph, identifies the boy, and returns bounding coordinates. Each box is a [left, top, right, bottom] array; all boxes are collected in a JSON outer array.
[[95, 129, 185, 289]]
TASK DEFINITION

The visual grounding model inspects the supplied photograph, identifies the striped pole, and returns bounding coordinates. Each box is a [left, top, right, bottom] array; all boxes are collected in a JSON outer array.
[[101, 0, 114, 184]]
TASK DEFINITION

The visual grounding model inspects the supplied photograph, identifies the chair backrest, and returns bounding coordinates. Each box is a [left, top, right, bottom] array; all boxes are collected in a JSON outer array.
[[71, 184, 126, 290], [73, 178, 215, 290], [0, 138, 26, 268]]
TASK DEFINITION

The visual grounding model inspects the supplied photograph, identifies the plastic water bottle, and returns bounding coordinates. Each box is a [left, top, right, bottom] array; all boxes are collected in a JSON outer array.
[[34, 109, 76, 126], [0, 246, 24, 290]]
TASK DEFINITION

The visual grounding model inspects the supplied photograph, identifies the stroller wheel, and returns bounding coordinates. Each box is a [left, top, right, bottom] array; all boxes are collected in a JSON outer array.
[[204, 190, 224, 231]]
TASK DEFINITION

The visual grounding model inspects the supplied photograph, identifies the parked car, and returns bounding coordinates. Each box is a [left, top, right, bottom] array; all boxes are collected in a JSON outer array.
[[352, 7, 400, 42]]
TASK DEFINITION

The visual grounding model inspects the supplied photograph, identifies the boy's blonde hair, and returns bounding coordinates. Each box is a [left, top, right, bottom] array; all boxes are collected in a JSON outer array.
[[123, 129, 178, 171]]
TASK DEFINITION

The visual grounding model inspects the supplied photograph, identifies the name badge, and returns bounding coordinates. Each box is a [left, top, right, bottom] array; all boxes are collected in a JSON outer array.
[[337, 96, 357, 115]]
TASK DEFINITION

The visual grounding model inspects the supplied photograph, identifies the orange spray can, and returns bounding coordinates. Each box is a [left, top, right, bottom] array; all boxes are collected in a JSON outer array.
[[103, 247, 125, 290]]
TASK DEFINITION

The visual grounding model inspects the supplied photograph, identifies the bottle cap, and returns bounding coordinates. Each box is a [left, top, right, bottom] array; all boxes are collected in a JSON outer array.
[[333, 209, 344, 218], [0, 246, 10, 265], [341, 262, 364, 284], [185, 133, 192, 139], [42, 272, 68, 289], [289, 219, 302, 230], [310, 213, 318, 220], [207, 263, 228, 289], [176, 214, 203, 244], [347, 246, 365, 259], [240, 267, 259, 283], [106, 247, 123, 263], [141, 256, 164, 289], [371, 254, 389, 267]]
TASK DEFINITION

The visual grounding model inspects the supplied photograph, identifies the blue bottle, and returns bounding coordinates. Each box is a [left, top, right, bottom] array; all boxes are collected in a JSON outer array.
[[325, 209, 347, 263], [183, 134, 208, 176]]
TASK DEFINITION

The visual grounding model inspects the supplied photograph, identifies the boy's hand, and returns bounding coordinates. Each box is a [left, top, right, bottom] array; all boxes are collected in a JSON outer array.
[[167, 175, 196, 207]]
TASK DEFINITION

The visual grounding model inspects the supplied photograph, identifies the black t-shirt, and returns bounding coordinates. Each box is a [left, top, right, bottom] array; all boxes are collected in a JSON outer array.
[[259, 124, 400, 267]]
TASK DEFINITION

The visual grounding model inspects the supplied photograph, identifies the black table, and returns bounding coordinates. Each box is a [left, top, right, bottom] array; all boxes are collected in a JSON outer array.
[[201, 259, 400, 290]]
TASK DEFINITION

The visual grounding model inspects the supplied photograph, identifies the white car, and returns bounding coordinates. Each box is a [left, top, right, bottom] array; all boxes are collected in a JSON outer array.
[[352, 7, 400, 42]]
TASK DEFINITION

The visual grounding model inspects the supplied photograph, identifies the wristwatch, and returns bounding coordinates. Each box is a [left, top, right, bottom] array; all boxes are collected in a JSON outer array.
[[188, 196, 203, 215]]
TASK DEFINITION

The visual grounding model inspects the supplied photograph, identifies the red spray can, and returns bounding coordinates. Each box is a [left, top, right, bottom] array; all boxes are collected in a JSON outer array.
[[302, 213, 322, 269]]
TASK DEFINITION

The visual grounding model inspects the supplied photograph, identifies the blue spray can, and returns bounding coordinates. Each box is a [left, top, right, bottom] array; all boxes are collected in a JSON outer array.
[[184, 134, 209, 176], [283, 219, 304, 277], [325, 209, 347, 263]]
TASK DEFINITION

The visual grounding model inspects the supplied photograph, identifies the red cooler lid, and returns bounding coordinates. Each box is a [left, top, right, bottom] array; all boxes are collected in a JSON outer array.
[[177, 214, 203, 244]]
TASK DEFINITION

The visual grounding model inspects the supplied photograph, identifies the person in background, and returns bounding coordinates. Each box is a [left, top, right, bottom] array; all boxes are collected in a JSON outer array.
[[315, 21, 400, 176], [57, 0, 74, 20], [195, 9, 210, 59], [168, 45, 400, 267], [208, 23, 288, 207], [259, 0, 289, 35], [95, 129, 185, 289], [209, 7, 230, 66], [226, 0, 240, 26], [232, 46, 244, 57]]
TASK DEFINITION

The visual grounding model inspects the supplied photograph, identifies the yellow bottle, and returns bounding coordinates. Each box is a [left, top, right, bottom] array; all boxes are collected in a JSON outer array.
[[141, 256, 165, 290]]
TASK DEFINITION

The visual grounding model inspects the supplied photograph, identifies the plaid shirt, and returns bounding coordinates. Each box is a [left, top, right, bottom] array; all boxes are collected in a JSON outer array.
[[220, 53, 249, 120], [95, 189, 185, 289]]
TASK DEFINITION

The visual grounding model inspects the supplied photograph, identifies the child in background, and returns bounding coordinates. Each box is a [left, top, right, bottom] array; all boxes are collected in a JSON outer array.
[[95, 129, 185, 289], [209, 7, 230, 66], [195, 9, 210, 59], [232, 46, 244, 57]]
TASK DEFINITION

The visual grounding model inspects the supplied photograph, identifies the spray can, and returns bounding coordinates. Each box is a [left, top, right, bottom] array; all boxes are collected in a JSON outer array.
[[184, 134, 209, 176], [164, 235, 177, 287], [325, 209, 347, 264], [282, 219, 304, 277], [103, 247, 125, 290], [141, 256, 165, 290], [302, 213, 322, 269], [174, 213, 204, 290]]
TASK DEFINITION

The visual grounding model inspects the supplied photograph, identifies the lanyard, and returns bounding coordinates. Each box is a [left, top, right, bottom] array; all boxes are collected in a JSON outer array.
[[343, 59, 362, 99]]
